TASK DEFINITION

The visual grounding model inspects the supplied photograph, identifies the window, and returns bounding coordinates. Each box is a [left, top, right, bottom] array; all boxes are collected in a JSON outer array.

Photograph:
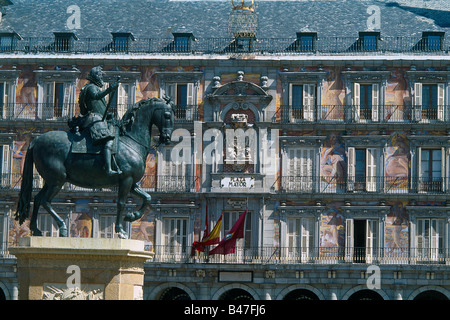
[[158, 147, 192, 192], [288, 83, 315, 122], [0, 213, 4, 252], [111, 32, 135, 52], [416, 218, 444, 261], [353, 83, 379, 121], [0, 145, 11, 187], [53, 32, 78, 52], [167, 82, 195, 120], [35, 69, 79, 121], [0, 32, 21, 52], [163, 218, 188, 259], [421, 32, 444, 51], [284, 147, 314, 192], [295, 32, 317, 52], [413, 82, 445, 121], [99, 215, 116, 238], [0, 81, 13, 119], [345, 219, 379, 263], [418, 148, 444, 192], [287, 217, 314, 261], [348, 147, 378, 192], [357, 32, 380, 51]]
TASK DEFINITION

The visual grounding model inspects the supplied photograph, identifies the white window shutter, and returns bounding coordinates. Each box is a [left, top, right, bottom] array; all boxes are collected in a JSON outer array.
[[437, 83, 445, 121], [414, 82, 422, 121], [417, 147, 423, 191], [1, 145, 11, 186], [441, 147, 445, 192], [345, 218, 354, 262], [62, 83, 71, 118], [366, 148, 377, 192], [303, 84, 315, 121], [353, 82, 360, 122], [347, 147, 355, 191], [167, 83, 176, 103], [372, 83, 379, 122], [187, 83, 195, 106]]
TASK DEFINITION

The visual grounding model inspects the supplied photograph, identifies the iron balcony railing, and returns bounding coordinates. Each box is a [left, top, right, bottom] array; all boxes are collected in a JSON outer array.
[[0, 103, 199, 122], [1, 173, 198, 193], [149, 245, 450, 265], [278, 105, 449, 123], [0, 173, 447, 195], [0, 36, 448, 55], [281, 175, 448, 194]]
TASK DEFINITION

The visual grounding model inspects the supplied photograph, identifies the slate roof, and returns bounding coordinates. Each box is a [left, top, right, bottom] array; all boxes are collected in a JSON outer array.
[[0, 0, 449, 40]]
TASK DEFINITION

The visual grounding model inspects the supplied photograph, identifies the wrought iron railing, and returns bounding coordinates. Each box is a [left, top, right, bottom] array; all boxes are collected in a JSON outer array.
[[0, 103, 199, 122], [0, 36, 447, 55], [1, 173, 198, 193], [149, 245, 450, 265], [281, 176, 448, 194], [278, 105, 449, 123]]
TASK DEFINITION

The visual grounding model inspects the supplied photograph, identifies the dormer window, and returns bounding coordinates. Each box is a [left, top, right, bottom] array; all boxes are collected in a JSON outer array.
[[173, 32, 196, 52], [422, 31, 444, 51], [358, 31, 380, 51], [295, 32, 317, 52], [53, 32, 78, 52], [0, 32, 21, 52], [112, 32, 135, 52]]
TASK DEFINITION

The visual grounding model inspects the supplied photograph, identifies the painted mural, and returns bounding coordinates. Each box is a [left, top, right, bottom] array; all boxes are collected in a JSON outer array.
[[320, 133, 346, 193], [385, 201, 409, 259], [130, 212, 155, 251], [385, 132, 410, 193], [319, 205, 345, 258]]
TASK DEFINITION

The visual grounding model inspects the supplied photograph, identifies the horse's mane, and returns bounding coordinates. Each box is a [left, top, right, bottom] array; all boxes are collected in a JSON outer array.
[[119, 97, 174, 134]]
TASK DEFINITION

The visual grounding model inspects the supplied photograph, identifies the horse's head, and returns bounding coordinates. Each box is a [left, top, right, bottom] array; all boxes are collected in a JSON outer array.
[[154, 96, 175, 146]]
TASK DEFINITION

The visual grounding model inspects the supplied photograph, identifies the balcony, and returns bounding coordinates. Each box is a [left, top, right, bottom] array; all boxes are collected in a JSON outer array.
[[280, 176, 448, 195], [0, 103, 199, 123], [1, 36, 448, 56], [1, 173, 198, 193], [149, 245, 450, 265], [277, 105, 448, 124]]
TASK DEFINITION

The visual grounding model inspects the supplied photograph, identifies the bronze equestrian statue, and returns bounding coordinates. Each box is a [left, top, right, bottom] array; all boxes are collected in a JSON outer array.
[[15, 67, 175, 239]]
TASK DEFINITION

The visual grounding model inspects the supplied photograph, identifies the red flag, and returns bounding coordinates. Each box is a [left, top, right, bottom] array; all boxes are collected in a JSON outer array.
[[209, 209, 247, 255]]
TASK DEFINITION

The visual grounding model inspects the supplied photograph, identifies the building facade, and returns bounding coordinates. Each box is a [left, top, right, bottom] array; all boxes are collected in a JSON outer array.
[[1, 0, 450, 300]]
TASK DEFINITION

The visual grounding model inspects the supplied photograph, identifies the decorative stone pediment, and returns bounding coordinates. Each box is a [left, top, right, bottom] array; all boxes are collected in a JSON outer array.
[[208, 72, 273, 122]]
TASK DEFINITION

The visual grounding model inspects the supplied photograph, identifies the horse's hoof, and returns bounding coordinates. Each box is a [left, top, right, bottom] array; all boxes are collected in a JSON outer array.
[[117, 231, 128, 239], [59, 227, 68, 237], [32, 229, 43, 236]]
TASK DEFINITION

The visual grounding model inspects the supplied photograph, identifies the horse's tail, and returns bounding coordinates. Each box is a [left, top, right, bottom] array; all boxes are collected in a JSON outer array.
[[15, 144, 35, 225]]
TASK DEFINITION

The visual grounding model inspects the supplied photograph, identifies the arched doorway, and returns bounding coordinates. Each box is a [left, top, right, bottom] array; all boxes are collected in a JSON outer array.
[[348, 289, 384, 301], [218, 288, 254, 300], [159, 287, 191, 300], [414, 290, 448, 300], [0, 288, 5, 300], [283, 289, 319, 300]]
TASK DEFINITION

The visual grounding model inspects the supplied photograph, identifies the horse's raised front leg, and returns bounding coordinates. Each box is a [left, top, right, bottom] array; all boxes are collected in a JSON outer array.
[[116, 176, 133, 239], [124, 184, 151, 223]]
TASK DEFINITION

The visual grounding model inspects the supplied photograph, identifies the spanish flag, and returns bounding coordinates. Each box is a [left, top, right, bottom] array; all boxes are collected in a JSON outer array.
[[191, 211, 223, 255]]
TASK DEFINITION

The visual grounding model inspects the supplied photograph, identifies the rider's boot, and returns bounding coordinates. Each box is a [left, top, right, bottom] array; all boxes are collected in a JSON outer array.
[[104, 140, 122, 176]]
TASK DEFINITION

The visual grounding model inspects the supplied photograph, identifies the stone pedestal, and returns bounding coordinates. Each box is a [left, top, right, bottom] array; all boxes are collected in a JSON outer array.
[[9, 237, 153, 300]]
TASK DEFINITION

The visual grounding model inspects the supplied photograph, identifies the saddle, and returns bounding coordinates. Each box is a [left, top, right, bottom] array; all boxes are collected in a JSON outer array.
[[68, 124, 119, 155]]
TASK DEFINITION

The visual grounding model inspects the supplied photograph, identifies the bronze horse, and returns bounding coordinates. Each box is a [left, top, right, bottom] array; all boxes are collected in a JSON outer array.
[[15, 97, 175, 239]]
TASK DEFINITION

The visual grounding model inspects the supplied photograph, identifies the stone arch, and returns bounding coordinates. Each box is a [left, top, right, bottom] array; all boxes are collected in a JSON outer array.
[[408, 286, 450, 300], [0, 281, 10, 300], [277, 284, 325, 300], [341, 285, 389, 300], [146, 282, 196, 300], [212, 283, 260, 300]]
